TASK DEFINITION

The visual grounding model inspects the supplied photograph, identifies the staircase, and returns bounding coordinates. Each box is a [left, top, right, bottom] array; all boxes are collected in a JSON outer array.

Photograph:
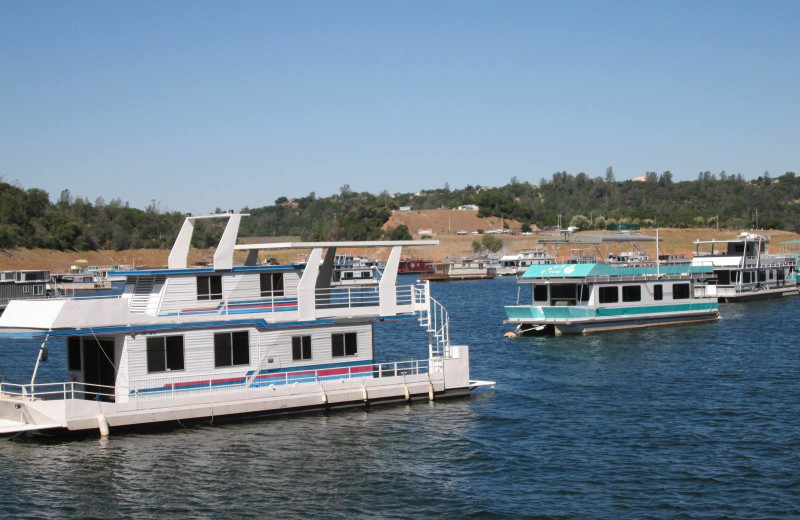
[[415, 282, 451, 371], [129, 276, 164, 314]]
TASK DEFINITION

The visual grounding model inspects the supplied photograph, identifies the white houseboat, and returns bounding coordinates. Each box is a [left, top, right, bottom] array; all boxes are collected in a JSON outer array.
[[421, 258, 495, 281], [0, 270, 50, 314], [0, 214, 491, 437], [496, 249, 555, 276], [505, 263, 720, 335], [691, 233, 799, 302]]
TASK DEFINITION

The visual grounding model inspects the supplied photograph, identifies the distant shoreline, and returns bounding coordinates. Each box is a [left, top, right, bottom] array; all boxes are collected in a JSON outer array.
[[3, 228, 797, 271]]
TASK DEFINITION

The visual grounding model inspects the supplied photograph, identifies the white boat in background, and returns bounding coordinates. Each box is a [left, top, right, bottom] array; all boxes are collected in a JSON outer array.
[[505, 262, 720, 335], [692, 233, 799, 302], [496, 248, 555, 276], [0, 213, 492, 437], [422, 258, 495, 281]]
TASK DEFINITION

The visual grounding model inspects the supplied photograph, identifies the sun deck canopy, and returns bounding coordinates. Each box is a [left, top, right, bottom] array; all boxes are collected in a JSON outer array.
[[521, 263, 714, 280]]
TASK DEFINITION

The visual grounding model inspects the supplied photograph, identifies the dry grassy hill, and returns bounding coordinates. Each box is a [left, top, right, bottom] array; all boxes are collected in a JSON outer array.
[[1, 224, 797, 271], [383, 209, 524, 236]]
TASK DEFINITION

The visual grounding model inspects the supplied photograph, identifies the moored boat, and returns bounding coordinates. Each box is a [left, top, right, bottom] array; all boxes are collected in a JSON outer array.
[[505, 263, 720, 335], [0, 213, 493, 437], [691, 233, 799, 302], [421, 258, 495, 281], [496, 248, 555, 276]]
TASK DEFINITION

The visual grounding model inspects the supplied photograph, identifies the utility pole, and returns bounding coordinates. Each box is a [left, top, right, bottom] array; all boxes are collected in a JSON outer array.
[[755, 208, 759, 229]]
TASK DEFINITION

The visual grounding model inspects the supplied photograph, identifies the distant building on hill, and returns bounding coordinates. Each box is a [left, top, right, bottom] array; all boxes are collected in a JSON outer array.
[[458, 204, 479, 211], [399, 206, 412, 212]]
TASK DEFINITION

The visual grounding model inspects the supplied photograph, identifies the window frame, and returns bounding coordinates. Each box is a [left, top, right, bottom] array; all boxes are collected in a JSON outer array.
[[621, 285, 641, 303], [260, 272, 285, 297], [214, 331, 250, 368], [672, 283, 691, 300], [146, 335, 185, 373], [197, 275, 223, 301], [331, 332, 358, 357], [292, 335, 312, 361], [598, 286, 619, 304]]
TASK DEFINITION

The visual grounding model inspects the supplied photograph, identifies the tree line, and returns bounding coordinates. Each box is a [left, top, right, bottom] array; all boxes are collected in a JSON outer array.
[[0, 170, 797, 251]]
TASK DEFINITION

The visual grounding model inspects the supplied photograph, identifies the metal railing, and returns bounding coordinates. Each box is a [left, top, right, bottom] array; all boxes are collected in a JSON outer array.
[[0, 381, 118, 402], [0, 359, 431, 403], [415, 283, 450, 359], [167, 294, 296, 318], [126, 359, 430, 401]]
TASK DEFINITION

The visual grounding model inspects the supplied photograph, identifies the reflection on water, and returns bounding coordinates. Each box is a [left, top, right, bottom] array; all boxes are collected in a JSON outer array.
[[1, 276, 800, 518]]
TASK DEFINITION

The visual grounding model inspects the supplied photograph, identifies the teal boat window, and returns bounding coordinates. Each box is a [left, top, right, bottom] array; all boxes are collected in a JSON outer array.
[[654, 284, 663, 300], [622, 285, 641, 302], [673, 283, 690, 299], [599, 286, 618, 303]]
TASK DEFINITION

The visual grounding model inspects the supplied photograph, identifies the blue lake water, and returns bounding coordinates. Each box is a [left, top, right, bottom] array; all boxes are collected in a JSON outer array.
[[1, 276, 799, 518]]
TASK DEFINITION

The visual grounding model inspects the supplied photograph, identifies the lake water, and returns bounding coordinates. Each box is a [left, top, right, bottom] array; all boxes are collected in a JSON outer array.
[[1, 276, 799, 518]]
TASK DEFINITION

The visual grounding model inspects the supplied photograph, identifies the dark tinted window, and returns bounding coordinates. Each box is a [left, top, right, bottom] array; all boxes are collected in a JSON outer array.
[[577, 285, 590, 302], [599, 286, 618, 303], [68, 337, 81, 371], [332, 332, 358, 357], [198, 275, 223, 300], [332, 333, 344, 357], [654, 284, 663, 300], [673, 283, 690, 299], [260, 273, 285, 297], [214, 332, 232, 367], [232, 331, 250, 365], [622, 285, 641, 302], [147, 336, 184, 373], [292, 335, 312, 361], [533, 285, 548, 302]]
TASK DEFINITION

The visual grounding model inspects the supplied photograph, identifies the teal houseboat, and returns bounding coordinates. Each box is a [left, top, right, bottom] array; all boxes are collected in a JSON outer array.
[[505, 263, 720, 335]]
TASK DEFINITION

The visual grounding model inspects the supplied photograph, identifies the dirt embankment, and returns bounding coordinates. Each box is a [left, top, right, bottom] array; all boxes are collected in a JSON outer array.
[[383, 209, 524, 235], [2, 221, 798, 271]]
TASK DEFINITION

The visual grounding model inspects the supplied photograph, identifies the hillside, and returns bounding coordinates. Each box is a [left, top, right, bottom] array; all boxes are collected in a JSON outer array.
[[383, 209, 523, 236], [2, 227, 797, 271]]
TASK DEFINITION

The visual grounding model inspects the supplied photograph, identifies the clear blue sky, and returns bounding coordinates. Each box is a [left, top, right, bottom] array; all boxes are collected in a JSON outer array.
[[1, 1, 798, 214]]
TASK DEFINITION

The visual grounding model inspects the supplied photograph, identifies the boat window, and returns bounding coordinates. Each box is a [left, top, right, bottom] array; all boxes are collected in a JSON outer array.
[[33, 285, 44, 296], [673, 283, 690, 299], [214, 331, 250, 367], [332, 332, 358, 357], [197, 275, 223, 300], [23, 286, 30, 294], [533, 285, 548, 302], [550, 284, 577, 306], [622, 285, 641, 302], [577, 284, 590, 302], [146, 335, 185, 373], [598, 286, 618, 304], [715, 270, 730, 285], [68, 337, 82, 371], [758, 271, 766, 282], [743, 271, 753, 284], [778, 269, 785, 281], [292, 335, 312, 361], [260, 273, 285, 297], [654, 284, 663, 301]]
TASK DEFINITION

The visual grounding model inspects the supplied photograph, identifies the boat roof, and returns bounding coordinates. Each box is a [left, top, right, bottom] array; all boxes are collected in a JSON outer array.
[[780, 239, 800, 245], [521, 263, 714, 279], [235, 240, 438, 250]]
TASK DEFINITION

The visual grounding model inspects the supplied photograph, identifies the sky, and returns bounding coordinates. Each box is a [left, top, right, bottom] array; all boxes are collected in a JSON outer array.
[[1, 1, 799, 214]]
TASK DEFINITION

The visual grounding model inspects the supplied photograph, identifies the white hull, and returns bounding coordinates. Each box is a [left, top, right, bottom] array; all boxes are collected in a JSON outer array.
[[0, 349, 473, 436]]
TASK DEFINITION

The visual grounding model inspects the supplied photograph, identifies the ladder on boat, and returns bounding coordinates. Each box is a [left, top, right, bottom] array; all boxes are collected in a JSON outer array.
[[415, 282, 450, 371]]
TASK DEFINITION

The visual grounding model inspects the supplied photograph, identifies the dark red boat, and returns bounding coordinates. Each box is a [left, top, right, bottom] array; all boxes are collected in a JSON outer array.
[[398, 258, 435, 274]]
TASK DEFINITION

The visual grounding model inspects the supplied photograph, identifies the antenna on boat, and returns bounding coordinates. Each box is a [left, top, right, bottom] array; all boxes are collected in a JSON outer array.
[[656, 228, 660, 277]]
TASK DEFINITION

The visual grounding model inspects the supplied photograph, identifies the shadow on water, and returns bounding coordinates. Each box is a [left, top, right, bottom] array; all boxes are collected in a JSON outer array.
[[1, 277, 799, 518]]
